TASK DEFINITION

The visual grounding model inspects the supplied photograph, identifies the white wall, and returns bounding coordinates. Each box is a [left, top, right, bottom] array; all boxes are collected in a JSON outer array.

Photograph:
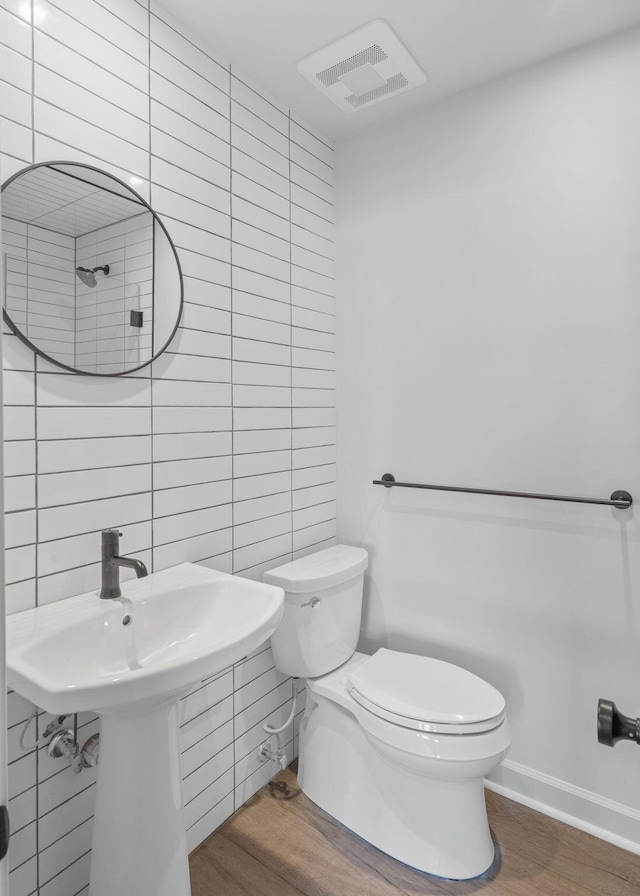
[[336, 28, 640, 850], [0, 1, 336, 893]]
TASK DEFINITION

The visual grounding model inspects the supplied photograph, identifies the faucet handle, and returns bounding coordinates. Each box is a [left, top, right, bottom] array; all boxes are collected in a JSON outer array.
[[101, 530, 122, 559]]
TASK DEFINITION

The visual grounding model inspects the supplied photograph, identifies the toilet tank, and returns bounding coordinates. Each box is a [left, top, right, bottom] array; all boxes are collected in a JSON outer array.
[[264, 545, 369, 678]]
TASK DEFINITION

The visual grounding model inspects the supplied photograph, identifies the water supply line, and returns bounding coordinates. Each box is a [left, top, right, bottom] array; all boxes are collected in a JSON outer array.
[[257, 678, 299, 771], [19, 710, 69, 752]]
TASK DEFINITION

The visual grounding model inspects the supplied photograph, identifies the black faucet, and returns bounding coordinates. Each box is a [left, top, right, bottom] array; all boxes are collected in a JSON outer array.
[[100, 529, 148, 599]]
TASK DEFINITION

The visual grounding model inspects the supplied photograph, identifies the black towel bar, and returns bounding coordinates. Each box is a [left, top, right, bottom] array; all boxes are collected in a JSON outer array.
[[373, 473, 632, 509]]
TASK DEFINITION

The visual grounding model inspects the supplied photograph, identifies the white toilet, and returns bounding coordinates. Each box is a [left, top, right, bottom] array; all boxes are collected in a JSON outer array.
[[264, 544, 511, 881]]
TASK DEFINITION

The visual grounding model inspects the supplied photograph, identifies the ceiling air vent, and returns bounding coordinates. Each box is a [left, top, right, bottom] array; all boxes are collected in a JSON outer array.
[[298, 21, 426, 114]]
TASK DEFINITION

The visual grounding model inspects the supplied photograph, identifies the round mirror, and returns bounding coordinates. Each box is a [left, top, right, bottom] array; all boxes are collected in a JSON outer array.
[[1, 161, 183, 376]]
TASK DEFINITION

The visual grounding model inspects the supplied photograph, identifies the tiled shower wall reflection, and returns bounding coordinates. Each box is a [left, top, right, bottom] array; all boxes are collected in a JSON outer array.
[[4, 221, 76, 368], [4, 214, 154, 373], [75, 213, 154, 372], [0, 1, 336, 893]]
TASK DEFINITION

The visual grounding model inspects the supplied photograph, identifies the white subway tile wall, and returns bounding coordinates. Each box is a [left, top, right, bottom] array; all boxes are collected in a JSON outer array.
[[0, 1, 335, 893]]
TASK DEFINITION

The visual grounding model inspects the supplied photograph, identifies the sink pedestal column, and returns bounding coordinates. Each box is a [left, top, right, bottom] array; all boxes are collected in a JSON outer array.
[[89, 694, 191, 896]]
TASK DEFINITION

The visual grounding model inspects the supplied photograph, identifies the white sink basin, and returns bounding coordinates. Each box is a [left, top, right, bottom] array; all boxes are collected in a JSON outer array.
[[6, 562, 284, 896], [6, 562, 284, 714]]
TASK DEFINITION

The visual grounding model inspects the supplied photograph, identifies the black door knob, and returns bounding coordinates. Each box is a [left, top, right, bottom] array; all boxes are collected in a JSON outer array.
[[598, 699, 640, 747]]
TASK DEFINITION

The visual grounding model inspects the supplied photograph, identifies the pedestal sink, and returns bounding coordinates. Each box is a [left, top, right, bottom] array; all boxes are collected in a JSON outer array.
[[6, 562, 284, 896]]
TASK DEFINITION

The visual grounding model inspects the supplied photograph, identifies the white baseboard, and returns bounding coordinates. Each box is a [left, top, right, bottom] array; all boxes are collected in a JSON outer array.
[[486, 759, 640, 857]]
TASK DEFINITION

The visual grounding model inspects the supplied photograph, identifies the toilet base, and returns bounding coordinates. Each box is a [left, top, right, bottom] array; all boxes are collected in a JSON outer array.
[[299, 681, 505, 880]]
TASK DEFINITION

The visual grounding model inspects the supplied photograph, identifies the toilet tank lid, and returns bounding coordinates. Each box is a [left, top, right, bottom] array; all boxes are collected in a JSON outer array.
[[264, 544, 368, 593]]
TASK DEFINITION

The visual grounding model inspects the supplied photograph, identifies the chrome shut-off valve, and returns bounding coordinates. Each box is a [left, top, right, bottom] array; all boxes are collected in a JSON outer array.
[[46, 729, 84, 773], [257, 740, 287, 770], [46, 729, 100, 773]]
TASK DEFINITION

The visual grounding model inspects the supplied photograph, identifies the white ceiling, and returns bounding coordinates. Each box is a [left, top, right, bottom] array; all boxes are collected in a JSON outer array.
[[159, 0, 640, 142], [4, 167, 146, 237]]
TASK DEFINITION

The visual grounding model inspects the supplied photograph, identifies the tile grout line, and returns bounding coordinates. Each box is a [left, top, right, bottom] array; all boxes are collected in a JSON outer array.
[[30, 0, 42, 886], [229, 63, 238, 812], [289, 107, 293, 566], [147, 0, 155, 576]]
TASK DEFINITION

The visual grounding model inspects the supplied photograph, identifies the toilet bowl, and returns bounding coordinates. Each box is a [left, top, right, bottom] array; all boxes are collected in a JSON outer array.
[[264, 545, 511, 880]]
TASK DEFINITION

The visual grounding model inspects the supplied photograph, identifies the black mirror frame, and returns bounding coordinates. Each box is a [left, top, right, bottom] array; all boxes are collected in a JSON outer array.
[[1, 160, 184, 377]]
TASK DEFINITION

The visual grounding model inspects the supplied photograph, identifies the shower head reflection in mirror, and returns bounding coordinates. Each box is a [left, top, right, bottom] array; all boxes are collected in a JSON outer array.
[[75, 265, 110, 289], [1, 161, 183, 376]]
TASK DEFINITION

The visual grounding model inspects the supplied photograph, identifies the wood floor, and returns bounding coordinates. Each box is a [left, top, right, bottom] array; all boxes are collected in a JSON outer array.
[[190, 766, 640, 896]]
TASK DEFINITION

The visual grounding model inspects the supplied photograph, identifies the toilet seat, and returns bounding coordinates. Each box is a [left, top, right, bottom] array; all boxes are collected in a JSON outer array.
[[347, 648, 505, 735], [310, 653, 511, 763]]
